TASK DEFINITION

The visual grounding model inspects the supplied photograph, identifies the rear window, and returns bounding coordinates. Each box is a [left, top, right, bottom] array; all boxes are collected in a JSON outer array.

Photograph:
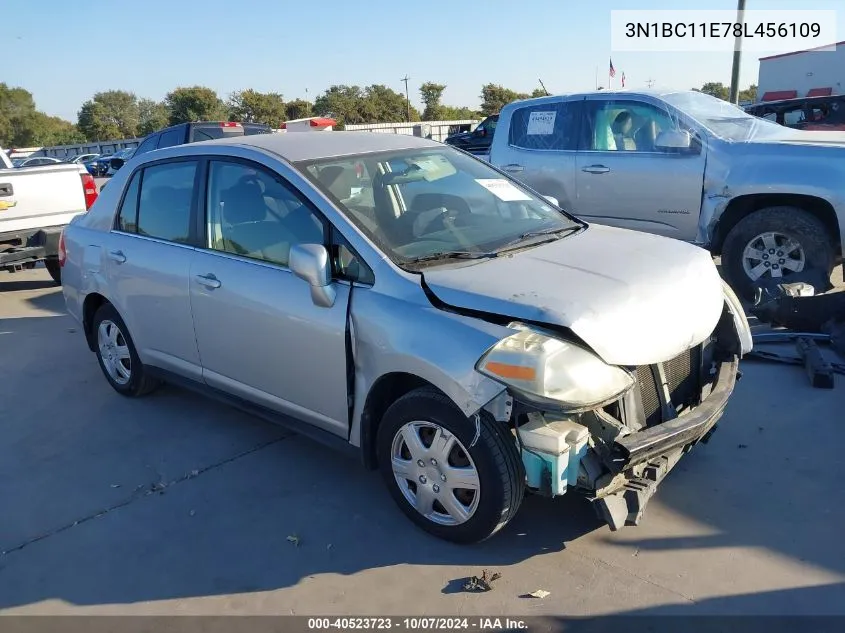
[[190, 123, 271, 142]]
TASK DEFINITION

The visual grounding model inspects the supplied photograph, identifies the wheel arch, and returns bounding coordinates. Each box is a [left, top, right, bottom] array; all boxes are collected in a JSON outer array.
[[82, 292, 109, 352], [712, 193, 841, 256]]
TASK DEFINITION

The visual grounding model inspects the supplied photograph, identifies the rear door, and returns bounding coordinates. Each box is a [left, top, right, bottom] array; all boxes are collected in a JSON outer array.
[[495, 99, 582, 212], [188, 157, 352, 437], [573, 96, 706, 241], [104, 159, 203, 380]]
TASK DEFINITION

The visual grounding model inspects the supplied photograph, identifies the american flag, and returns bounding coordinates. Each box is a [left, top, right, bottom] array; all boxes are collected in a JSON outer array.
[[609, 59, 616, 78]]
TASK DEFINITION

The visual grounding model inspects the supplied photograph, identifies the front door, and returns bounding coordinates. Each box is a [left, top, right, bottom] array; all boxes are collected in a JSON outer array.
[[574, 97, 706, 241], [106, 159, 202, 380], [189, 158, 351, 437]]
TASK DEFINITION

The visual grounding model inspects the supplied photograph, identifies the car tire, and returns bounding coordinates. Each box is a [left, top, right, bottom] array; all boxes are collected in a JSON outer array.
[[91, 303, 160, 397], [376, 387, 525, 543], [44, 259, 61, 285], [721, 206, 834, 300]]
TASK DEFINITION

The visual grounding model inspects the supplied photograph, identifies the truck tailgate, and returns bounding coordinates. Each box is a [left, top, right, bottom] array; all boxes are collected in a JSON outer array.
[[0, 165, 87, 235]]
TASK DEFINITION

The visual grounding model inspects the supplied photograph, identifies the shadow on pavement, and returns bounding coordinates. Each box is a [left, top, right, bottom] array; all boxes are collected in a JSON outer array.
[[0, 278, 58, 293]]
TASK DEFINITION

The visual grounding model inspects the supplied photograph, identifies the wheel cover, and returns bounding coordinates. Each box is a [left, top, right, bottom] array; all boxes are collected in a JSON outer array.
[[390, 421, 481, 526], [97, 319, 132, 385], [741, 231, 806, 282]]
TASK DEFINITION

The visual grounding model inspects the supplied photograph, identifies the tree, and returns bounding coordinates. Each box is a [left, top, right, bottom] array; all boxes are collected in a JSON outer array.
[[362, 84, 420, 123], [138, 98, 169, 136], [739, 84, 758, 103], [313, 85, 366, 126], [30, 113, 85, 146], [696, 82, 730, 100], [0, 83, 38, 147], [228, 89, 286, 127], [285, 99, 312, 120], [531, 87, 548, 98], [480, 84, 529, 116], [441, 105, 480, 120], [77, 90, 140, 141], [165, 86, 226, 125], [419, 82, 446, 120]]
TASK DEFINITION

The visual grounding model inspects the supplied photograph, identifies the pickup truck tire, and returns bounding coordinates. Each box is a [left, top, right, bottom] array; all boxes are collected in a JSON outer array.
[[92, 303, 160, 397], [376, 387, 525, 543], [721, 206, 834, 300], [44, 259, 61, 285]]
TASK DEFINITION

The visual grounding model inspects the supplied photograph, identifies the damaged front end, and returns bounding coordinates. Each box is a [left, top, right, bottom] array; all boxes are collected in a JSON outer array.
[[481, 288, 750, 531]]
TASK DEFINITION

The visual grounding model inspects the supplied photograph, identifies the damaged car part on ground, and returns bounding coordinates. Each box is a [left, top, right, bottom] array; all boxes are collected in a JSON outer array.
[[59, 132, 752, 544]]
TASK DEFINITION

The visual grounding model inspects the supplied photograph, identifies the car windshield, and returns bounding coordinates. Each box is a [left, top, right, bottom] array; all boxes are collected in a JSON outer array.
[[663, 91, 788, 141], [298, 147, 582, 268]]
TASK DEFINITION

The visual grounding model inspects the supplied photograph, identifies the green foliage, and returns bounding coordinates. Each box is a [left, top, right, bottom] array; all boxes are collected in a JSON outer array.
[[420, 82, 446, 120], [31, 113, 85, 145], [165, 86, 227, 125], [531, 87, 548, 98], [697, 82, 730, 100], [0, 83, 84, 147], [480, 84, 529, 116], [441, 105, 480, 120], [313, 84, 419, 126], [228, 89, 286, 127], [739, 84, 758, 102], [285, 99, 313, 120], [138, 98, 169, 136], [77, 90, 140, 141]]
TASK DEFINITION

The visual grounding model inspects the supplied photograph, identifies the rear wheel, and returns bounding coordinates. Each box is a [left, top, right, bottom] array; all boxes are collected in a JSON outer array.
[[92, 303, 159, 397], [721, 206, 834, 300], [44, 259, 61, 285], [376, 387, 524, 543]]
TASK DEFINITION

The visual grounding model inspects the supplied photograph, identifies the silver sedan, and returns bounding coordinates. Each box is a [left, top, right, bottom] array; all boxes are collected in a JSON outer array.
[[60, 132, 751, 543]]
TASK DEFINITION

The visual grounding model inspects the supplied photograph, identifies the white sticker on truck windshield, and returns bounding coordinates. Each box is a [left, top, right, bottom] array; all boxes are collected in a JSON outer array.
[[527, 111, 556, 135], [475, 179, 532, 201]]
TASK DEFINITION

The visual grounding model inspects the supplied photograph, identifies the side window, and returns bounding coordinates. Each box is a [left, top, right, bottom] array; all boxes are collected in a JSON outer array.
[[206, 161, 325, 268], [332, 228, 375, 285], [136, 161, 198, 243], [508, 101, 579, 150], [134, 135, 159, 156], [116, 170, 141, 232], [583, 100, 680, 153], [157, 129, 183, 149]]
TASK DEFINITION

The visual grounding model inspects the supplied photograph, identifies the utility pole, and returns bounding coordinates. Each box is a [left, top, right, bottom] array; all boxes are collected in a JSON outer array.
[[401, 75, 411, 122], [646, 78, 656, 89], [538, 78, 550, 96], [729, 0, 747, 103]]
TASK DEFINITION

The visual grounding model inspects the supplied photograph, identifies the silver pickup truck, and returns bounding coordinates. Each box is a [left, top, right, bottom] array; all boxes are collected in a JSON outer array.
[[1, 149, 99, 284], [489, 90, 845, 298]]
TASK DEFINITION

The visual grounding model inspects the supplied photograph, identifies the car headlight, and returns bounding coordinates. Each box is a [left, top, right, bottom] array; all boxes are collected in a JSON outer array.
[[721, 280, 753, 356], [476, 324, 634, 412]]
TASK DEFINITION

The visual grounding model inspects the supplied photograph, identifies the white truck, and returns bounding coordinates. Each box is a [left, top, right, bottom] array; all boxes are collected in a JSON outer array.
[[1, 148, 99, 285]]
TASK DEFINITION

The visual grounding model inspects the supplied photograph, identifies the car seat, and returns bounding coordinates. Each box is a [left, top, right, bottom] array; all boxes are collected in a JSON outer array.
[[611, 111, 637, 151]]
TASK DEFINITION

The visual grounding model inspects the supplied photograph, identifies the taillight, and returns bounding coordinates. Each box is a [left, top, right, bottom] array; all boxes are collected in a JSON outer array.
[[58, 230, 67, 267], [81, 173, 98, 210], [220, 122, 242, 128]]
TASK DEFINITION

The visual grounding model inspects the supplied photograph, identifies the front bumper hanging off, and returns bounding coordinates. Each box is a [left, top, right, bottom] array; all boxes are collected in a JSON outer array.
[[595, 358, 739, 530]]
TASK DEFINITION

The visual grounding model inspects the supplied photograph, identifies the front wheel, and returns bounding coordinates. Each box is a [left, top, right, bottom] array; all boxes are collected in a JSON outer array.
[[721, 206, 835, 300], [376, 387, 525, 543]]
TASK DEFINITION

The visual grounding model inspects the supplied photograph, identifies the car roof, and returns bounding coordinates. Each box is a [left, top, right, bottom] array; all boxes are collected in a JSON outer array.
[[186, 131, 443, 162], [499, 88, 698, 110]]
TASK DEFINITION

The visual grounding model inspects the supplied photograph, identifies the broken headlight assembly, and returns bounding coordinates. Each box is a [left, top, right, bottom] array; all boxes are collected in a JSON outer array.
[[475, 324, 634, 412], [721, 280, 753, 356]]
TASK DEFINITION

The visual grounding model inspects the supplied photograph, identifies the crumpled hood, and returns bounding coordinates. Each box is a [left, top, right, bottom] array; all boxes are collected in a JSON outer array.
[[423, 224, 726, 366]]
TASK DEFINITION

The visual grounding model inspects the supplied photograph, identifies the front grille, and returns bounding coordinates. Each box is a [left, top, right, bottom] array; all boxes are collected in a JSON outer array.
[[634, 344, 703, 427]]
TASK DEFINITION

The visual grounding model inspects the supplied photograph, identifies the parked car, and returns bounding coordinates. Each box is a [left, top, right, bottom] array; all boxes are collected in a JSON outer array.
[[745, 94, 845, 131], [1, 146, 98, 284], [488, 89, 845, 298], [85, 155, 113, 177], [444, 115, 498, 155], [65, 153, 100, 165], [60, 132, 751, 543], [12, 156, 62, 168], [115, 121, 272, 170], [104, 147, 136, 177]]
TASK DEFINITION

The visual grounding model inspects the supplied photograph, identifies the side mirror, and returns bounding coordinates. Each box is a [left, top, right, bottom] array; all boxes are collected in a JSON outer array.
[[110, 158, 125, 170], [654, 129, 694, 151], [542, 195, 560, 207], [289, 243, 336, 308]]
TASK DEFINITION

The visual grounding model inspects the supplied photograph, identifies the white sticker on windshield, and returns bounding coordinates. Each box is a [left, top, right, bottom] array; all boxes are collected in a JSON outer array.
[[527, 111, 556, 135], [475, 178, 532, 202]]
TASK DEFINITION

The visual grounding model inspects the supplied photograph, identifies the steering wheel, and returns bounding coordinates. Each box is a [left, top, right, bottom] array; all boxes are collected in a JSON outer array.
[[413, 206, 469, 237]]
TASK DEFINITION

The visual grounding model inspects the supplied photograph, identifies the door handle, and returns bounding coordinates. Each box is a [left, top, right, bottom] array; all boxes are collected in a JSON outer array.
[[581, 165, 611, 174], [107, 250, 126, 264], [195, 273, 221, 289], [500, 163, 524, 173], [0, 183, 13, 197]]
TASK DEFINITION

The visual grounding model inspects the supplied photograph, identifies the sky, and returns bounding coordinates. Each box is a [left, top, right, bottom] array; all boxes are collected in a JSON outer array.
[[8, 0, 844, 122]]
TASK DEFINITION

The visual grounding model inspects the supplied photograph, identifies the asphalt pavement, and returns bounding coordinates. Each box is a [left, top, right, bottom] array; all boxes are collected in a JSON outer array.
[[1, 267, 845, 615]]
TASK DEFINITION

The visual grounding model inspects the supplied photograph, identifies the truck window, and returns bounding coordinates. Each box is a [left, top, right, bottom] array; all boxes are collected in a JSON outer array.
[[508, 102, 579, 151], [583, 100, 680, 153], [134, 135, 159, 156], [157, 129, 184, 149]]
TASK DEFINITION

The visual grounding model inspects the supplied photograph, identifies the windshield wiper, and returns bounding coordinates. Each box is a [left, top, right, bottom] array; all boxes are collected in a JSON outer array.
[[495, 226, 580, 253], [404, 250, 499, 265]]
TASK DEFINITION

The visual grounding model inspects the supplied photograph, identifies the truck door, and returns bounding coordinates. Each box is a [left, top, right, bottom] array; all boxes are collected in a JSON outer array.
[[573, 96, 706, 241]]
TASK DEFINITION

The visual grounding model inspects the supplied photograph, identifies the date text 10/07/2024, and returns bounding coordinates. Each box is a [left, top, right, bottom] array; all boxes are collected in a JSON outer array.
[[625, 22, 822, 39], [307, 618, 529, 631]]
